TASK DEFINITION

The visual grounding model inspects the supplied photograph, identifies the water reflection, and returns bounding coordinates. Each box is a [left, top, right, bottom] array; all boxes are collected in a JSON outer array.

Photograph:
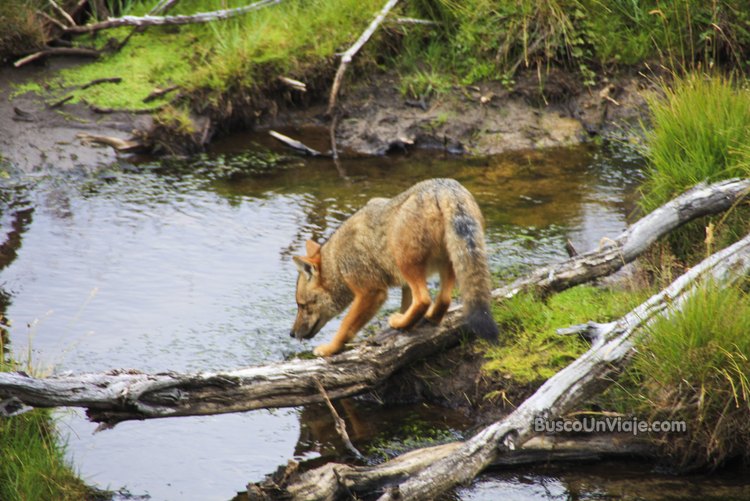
[[0, 141, 644, 499]]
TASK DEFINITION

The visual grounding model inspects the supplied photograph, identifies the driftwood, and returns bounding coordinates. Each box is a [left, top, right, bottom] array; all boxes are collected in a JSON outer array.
[[0, 179, 746, 428], [62, 0, 281, 34], [268, 229, 750, 501]]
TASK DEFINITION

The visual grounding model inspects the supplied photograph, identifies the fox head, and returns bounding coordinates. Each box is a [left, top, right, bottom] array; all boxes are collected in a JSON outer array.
[[290, 239, 339, 340]]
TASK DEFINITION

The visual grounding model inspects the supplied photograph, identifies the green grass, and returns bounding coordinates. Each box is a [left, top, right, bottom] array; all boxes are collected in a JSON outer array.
[[395, 0, 750, 94], [605, 282, 750, 470], [30, 0, 389, 111], [1, 331, 92, 501], [640, 74, 750, 213], [483, 285, 649, 384], [0, 409, 92, 501], [0, 362, 92, 501]]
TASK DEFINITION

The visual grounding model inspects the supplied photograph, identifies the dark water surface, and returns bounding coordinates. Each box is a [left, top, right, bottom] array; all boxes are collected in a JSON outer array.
[[2, 137, 742, 500]]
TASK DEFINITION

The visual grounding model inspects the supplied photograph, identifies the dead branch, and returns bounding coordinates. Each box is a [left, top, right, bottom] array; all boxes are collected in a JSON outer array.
[[269, 130, 324, 157], [81, 77, 123, 89], [13, 47, 100, 67], [272, 229, 750, 500], [0, 179, 746, 429], [314, 378, 363, 459], [326, 0, 399, 116], [62, 0, 281, 34], [48, 0, 76, 27]]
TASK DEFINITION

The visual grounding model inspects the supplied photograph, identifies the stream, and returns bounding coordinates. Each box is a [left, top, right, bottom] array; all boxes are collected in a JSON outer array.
[[2, 135, 746, 500]]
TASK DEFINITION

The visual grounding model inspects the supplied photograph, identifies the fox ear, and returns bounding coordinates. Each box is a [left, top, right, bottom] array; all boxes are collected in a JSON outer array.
[[305, 239, 321, 257], [293, 255, 319, 280]]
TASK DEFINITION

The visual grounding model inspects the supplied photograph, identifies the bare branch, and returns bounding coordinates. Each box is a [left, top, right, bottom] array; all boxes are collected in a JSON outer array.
[[62, 0, 281, 34]]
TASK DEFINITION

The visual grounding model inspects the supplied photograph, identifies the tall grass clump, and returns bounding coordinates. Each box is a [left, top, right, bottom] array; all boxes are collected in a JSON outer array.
[[640, 74, 750, 213], [613, 282, 750, 470], [0, 0, 46, 63]]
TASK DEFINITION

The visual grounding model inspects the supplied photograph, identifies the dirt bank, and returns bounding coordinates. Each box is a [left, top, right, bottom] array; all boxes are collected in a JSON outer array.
[[1, 62, 651, 170], [265, 69, 651, 156]]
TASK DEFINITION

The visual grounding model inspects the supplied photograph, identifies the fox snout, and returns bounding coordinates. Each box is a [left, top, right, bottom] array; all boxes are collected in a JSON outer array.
[[290, 314, 323, 340]]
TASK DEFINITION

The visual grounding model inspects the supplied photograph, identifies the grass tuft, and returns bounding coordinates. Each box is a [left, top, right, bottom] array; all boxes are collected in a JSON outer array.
[[608, 282, 750, 470]]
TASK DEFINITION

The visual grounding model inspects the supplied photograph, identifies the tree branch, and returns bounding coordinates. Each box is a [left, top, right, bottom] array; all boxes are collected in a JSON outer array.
[[62, 0, 281, 34]]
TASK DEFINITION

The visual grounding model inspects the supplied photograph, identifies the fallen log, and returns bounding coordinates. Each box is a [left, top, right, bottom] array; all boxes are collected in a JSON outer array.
[[62, 0, 281, 34], [0, 179, 747, 428], [255, 434, 653, 500], [270, 229, 750, 501]]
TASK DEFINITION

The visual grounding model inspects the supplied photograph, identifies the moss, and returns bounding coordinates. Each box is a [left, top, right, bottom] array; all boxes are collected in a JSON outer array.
[[483, 285, 649, 384]]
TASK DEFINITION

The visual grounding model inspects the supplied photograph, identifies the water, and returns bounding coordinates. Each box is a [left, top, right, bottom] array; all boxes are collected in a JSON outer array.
[[2, 136, 724, 500]]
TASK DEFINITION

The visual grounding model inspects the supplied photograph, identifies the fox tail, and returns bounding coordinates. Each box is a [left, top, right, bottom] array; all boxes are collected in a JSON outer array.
[[441, 184, 499, 343]]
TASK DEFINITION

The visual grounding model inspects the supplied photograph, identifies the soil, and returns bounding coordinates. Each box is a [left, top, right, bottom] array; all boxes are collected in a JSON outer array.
[[1, 60, 652, 170], [0, 59, 152, 172]]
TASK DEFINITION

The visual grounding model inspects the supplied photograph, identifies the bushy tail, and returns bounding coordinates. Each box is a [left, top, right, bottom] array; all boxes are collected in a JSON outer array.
[[441, 186, 499, 343]]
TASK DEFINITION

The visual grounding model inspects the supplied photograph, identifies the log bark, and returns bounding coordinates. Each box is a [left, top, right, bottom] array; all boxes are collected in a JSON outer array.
[[62, 0, 281, 34], [0, 179, 747, 428], [266, 434, 653, 500], [273, 229, 750, 500]]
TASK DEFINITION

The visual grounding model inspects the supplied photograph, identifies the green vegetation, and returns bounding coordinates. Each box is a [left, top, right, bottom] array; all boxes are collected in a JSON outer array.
[[35, 0, 389, 111], [603, 282, 750, 470], [1, 332, 93, 501], [398, 0, 750, 93], [0, 407, 93, 501], [0, 0, 46, 62], [484, 285, 649, 384], [640, 74, 750, 212]]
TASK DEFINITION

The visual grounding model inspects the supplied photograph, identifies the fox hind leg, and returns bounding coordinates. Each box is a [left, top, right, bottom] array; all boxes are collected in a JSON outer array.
[[389, 267, 431, 330], [424, 264, 455, 324]]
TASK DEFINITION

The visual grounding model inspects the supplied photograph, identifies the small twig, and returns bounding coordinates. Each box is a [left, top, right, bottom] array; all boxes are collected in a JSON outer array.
[[390, 16, 438, 26], [564, 239, 578, 258], [48, 0, 76, 26], [278, 76, 307, 92], [313, 378, 364, 459], [49, 94, 74, 108], [37, 10, 68, 30], [13, 47, 100, 68], [81, 77, 123, 89], [269, 130, 323, 157], [326, 0, 399, 116], [143, 84, 179, 102]]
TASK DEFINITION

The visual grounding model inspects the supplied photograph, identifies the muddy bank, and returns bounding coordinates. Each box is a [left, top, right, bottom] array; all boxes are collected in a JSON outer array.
[[0, 60, 154, 172], [1, 62, 651, 169], [265, 69, 651, 156]]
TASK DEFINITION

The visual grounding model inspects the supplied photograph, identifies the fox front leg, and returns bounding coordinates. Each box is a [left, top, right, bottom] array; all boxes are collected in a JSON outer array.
[[314, 288, 387, 357]]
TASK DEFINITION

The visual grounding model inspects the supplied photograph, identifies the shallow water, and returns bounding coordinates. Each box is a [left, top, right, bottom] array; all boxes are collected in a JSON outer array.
[[2, 137, 739, 500]]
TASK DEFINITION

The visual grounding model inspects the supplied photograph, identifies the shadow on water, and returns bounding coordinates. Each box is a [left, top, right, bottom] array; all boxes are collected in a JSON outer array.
[[1, 134, 746, 499]]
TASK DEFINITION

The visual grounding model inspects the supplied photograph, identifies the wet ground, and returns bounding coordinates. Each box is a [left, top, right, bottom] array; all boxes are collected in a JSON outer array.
[[0, 135, 747, 500]]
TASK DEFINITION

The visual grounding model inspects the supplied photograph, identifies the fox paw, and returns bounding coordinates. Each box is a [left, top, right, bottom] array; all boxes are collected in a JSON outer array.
[[313, 343, 341, 357], [389, 313, 409, 330]]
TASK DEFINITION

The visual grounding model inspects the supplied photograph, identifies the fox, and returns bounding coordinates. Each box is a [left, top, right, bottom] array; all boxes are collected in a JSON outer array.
[[290, 178, 499, 357]]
